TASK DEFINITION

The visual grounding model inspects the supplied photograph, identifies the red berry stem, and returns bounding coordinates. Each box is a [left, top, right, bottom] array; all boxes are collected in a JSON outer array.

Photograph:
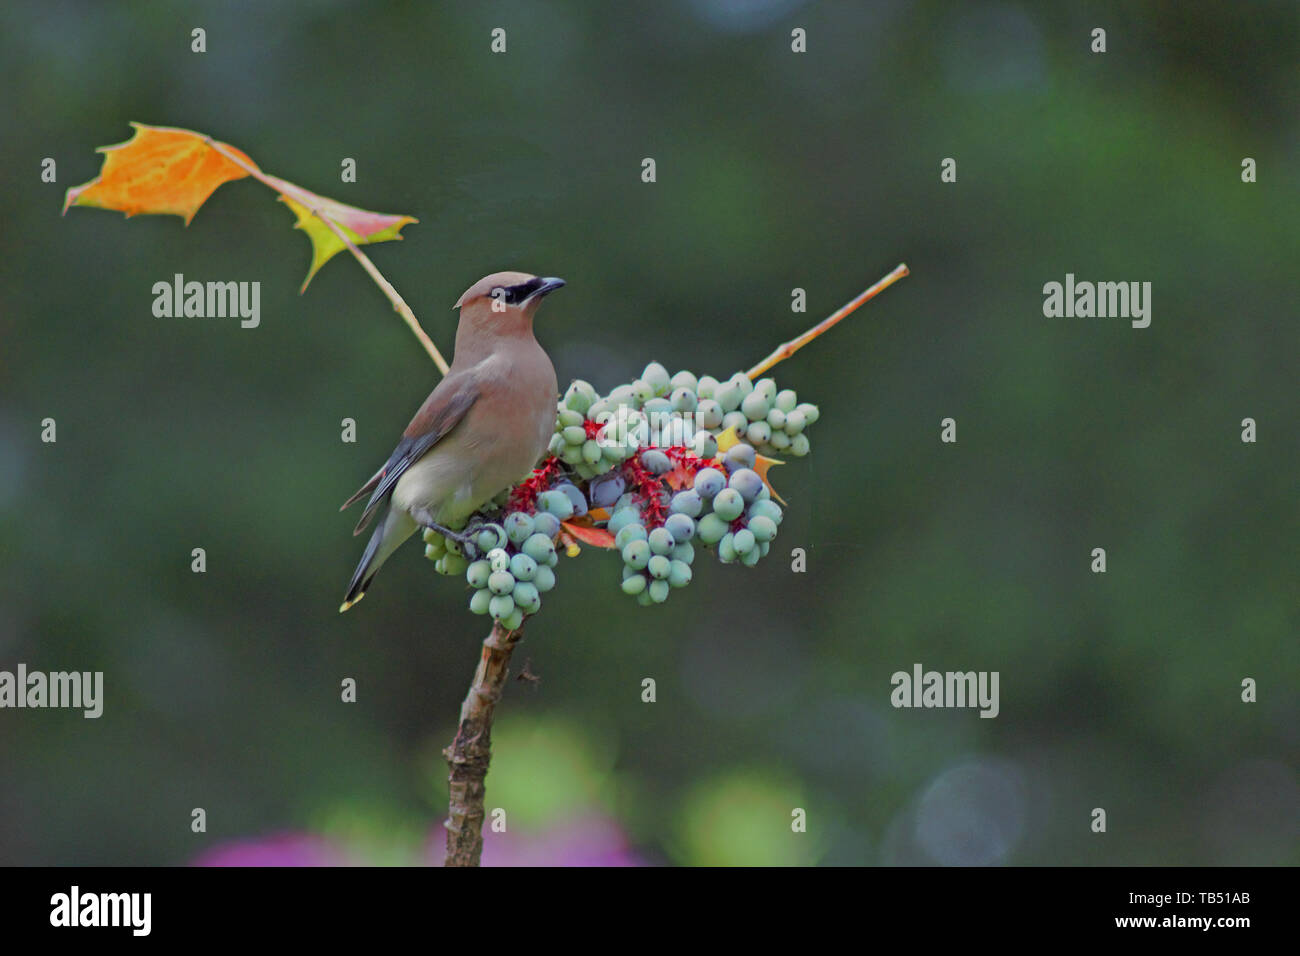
[[620, 454, 668, 529], [508, 456, 565, 514]]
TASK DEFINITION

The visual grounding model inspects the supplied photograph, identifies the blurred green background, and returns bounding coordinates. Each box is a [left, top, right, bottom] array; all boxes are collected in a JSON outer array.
[[1, 0, 1296, 866]]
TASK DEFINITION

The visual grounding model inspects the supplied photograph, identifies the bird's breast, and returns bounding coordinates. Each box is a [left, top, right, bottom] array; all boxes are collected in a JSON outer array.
[[392, 343, 557, 526]]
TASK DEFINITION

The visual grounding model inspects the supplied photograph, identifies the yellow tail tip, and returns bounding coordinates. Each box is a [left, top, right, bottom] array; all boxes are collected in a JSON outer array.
[[339, 593, 365, 613]]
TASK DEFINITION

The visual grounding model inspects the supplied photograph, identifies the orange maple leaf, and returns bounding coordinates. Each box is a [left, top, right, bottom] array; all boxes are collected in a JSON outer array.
[[63, 123, 256, 225]]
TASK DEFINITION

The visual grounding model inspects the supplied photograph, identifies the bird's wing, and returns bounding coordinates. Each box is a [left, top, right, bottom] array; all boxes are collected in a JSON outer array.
[[340, 464, 385, 512], [349, 369, 481, 536]]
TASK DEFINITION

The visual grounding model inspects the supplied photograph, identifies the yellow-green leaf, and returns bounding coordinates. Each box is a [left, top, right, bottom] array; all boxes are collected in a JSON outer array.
[[266, 175, 417, 292]]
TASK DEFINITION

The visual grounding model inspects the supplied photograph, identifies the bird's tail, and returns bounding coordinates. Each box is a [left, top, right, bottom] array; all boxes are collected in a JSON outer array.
[[339, 506, 417, 612]]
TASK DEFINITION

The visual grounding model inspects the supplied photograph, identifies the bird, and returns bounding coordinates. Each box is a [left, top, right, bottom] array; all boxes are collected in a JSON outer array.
[[338, 271, 564, 612]]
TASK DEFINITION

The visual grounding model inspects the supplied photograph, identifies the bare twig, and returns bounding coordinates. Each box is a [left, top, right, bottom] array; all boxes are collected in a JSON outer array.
[[745, 263, 909, 379], [516, 658, 541, 685], [203, 136, 451, 375], [442, 620, 526, 866]]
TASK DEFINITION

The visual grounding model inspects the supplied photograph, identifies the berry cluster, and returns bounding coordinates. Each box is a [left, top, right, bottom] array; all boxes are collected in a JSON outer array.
[[426, 362, 817, 624]]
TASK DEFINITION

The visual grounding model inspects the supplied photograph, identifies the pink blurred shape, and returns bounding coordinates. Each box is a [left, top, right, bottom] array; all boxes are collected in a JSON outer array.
[[191, 832, 357, 867], [426, 816, 645, 867], [192, 816, 645, 867]]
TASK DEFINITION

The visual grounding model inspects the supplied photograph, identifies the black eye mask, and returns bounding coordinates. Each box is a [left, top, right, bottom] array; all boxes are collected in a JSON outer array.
[[492, 277, 545, 305]]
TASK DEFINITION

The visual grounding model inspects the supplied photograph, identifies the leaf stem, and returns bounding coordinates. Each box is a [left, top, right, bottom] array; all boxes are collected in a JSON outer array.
[[746, 263, 909, 380], [202, 136, 450, 375]]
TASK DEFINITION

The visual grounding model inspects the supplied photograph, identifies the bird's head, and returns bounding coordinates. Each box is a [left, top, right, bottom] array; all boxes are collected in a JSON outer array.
[[451, 271, 565, 359], [454, 271, 566, 315]]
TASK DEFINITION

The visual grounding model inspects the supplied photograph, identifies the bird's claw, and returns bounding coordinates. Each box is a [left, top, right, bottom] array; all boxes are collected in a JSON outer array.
[[423, 518, 507, 561], [422, 520, 473, 555], [463, 519, 507, 560]]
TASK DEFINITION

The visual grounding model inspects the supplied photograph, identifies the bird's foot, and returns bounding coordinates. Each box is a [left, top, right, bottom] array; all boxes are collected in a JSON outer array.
[[460, 518, 507, 560], [419, 517, 506, 562], [420, 517, 473, 551]]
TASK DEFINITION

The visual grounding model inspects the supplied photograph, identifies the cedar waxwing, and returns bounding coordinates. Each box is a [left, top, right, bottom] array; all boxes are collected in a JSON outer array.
[[339, 272, 564, 611]]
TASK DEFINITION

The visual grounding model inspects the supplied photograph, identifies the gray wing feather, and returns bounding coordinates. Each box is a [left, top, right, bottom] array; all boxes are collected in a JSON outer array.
[[351, 379, 479, 535]]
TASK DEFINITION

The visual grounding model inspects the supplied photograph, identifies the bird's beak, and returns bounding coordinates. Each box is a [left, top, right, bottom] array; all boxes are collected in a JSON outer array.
[[523, 277, 566, 305]]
